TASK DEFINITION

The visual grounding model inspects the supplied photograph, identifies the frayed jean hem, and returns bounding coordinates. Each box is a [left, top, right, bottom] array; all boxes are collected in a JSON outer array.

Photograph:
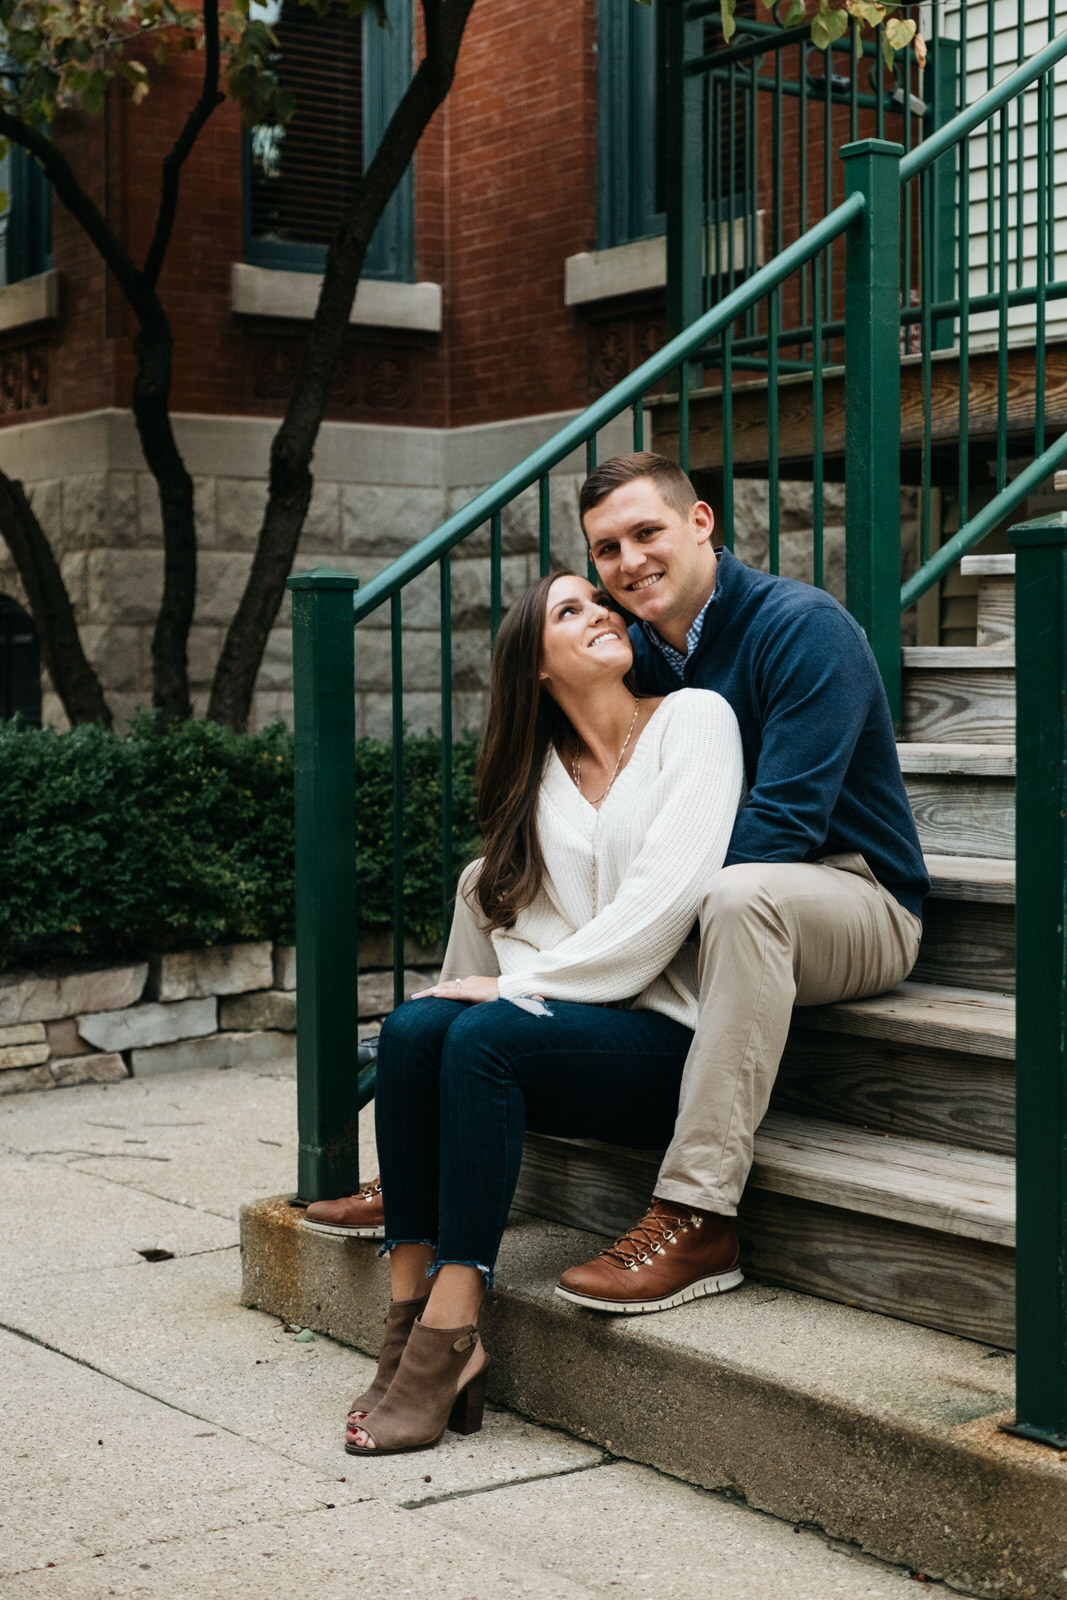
[[426, 1256, 494, 1291], [377, 1236, 435, 1260]]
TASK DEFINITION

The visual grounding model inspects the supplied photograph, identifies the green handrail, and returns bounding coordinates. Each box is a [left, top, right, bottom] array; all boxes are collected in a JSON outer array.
[[352, 191, 864, 626]]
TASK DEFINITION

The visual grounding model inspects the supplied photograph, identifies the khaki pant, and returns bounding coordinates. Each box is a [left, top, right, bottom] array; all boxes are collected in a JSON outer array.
[[441, 854, 922, 1216]]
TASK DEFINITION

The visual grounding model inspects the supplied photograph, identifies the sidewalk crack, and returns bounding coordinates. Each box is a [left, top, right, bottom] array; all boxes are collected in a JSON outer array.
[[399, 1455, 609, 1510]]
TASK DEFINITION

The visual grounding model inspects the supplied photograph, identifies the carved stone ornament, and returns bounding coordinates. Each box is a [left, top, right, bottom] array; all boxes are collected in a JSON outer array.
[[250, 335, 416, 412], [0, 343, 49, 412]]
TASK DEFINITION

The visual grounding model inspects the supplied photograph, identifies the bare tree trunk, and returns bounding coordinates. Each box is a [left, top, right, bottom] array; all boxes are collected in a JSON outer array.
[[208, 0, 478, 731], [0, 471, 112, 727], [133, 309, 195, 724]]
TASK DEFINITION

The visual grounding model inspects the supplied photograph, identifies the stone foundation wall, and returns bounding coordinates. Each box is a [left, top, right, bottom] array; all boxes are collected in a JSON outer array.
[[0, 940, 441, 1096]]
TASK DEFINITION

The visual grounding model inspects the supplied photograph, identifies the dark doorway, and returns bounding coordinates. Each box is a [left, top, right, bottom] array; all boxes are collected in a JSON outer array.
[[0, 595, 42, 725]]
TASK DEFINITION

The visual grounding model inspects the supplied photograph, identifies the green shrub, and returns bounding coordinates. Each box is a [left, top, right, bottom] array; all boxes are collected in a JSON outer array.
[[0, 717, 480, 970]]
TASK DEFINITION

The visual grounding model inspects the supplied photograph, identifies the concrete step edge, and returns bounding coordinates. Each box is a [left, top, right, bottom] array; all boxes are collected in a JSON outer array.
[[239, 1200, 1066, 1600]]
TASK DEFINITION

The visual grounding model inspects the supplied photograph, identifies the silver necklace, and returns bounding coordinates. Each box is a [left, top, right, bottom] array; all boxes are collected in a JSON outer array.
[[570, 695, 640, 806]]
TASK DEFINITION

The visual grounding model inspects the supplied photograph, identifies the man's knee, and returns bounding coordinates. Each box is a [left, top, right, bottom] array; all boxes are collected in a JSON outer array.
[[697, 863, 783, 931]]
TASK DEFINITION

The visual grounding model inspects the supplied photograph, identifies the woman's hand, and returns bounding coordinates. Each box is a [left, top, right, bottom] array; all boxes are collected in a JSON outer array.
[[411, 975, 500, 1004]]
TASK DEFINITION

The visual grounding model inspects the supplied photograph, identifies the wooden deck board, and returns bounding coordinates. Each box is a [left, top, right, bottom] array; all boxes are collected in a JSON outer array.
[[802, 980, 1015, 1059]]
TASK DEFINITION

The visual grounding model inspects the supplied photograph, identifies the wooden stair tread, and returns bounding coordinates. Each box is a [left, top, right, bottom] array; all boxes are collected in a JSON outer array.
[[902, 646, 1014, 668], [897, 743, 1015, 776], [924, 854, 1015, 903], [751, 1111, 1014, 1245], [802, 980, 1015, 1059]]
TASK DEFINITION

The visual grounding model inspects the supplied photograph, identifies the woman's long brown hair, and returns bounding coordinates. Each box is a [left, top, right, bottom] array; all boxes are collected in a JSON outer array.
[[470, 571, 582, 930]]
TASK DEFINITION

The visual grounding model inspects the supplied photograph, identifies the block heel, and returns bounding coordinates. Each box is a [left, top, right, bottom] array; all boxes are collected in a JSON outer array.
[[449, 1366, 489, 1436]]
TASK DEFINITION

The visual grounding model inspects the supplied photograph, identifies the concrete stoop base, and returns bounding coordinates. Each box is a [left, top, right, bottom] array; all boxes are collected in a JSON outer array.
[[240, 1197, 1067, 1600]]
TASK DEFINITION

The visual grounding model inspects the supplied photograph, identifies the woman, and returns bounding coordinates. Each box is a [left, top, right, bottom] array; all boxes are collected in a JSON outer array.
[[345, 571, 744, 1456]]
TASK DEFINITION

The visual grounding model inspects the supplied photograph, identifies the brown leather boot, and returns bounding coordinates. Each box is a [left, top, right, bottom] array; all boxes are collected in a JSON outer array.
[[555, 1198, 743, 1313], [346, 1295, 429, 1429], [301, 1178, 384, 1238], [345, 1317, 490, 1456]]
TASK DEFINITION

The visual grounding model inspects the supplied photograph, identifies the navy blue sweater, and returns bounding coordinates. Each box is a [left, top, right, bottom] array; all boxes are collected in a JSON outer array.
[[629, 549, 929, 918]]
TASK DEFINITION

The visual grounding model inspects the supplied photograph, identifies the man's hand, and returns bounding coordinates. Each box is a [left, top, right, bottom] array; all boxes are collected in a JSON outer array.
[[410, 975, 500, 1004]]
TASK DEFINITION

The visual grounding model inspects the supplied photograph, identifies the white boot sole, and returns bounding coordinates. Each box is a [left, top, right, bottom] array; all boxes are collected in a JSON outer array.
[[554, 1266, 744, 1314], [298, 1218, 385, 1239]]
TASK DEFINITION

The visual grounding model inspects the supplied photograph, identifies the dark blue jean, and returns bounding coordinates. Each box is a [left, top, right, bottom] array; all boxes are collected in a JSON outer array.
[[373, 995, 694, 1287]]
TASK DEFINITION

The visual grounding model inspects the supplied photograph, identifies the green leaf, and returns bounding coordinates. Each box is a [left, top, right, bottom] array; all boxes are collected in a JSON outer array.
[[884, 14, 916, 50], [784, 0, 807, 23], [811, 0, 848, 49], [721, 0, 737, 43]]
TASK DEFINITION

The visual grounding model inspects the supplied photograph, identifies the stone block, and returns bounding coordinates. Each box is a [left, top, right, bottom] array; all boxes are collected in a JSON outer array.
[[358, 968, 439, 1018], [274, 944, 296, 989], [106, 471, 138, 545], [187, 625, 222, 689], [0, 1022, 46, 1048], [80, 624, 149, 693], [0, 962, 148, 1027], [251, 689, 294, 731], [136, 473, 165, 543], [357, 929, 443, 967], [61, 472, 108, 549], [341, 483, 447, 556], [0, 1064, 52, 1095], [26, 479, 62, 544], [194, 475, 217, 545], [59, 550, 89, 616], [130, 1029, 294, 1076], [46, 1017, 91, 1057], [353, 626, 441, 693], [87, 548, 164, 624], [149, 942, 273, 1002], [194, 551, 254, 625], [219, 989, 296, 1032], [78, 996, 217, 1053], [215, 477, 268, 552], [301, 478, 342, 551], [255, 627, 293, 690], [0, 1043, 50, 1070], [356, 689, 485, 741], [50, 1051, 127, 1086]]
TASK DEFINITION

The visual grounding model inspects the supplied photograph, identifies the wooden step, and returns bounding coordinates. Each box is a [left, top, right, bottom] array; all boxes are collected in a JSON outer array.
[[901, 646, 1014, 744], [800, 978, 1014, 1058], [914, 854, 1015, 993], [960, 553, 1014, 647], [898, 744, 1015, 858], [513, 1110, 1015, 1346]]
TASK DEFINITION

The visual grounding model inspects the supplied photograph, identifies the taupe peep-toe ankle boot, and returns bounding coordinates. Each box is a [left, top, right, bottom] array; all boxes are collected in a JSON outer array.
[[346, 1295, 429, 1429], [345, 1316, 489, 1456]]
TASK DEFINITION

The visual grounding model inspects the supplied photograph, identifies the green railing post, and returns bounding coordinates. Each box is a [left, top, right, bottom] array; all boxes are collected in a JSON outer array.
[[927, 36, 960, 352], [665, 0, 704, 341], [842, 138, 904, 723], [1003, 512, 1067, 1450], [287, 568, 361, 1203]]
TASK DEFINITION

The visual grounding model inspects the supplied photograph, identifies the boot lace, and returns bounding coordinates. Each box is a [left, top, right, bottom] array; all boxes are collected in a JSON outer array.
[[601, 1201, 703, 1272]]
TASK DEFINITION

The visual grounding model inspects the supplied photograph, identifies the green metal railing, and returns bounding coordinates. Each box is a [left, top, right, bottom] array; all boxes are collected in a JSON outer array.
[[288, 11, 1067, 1447]]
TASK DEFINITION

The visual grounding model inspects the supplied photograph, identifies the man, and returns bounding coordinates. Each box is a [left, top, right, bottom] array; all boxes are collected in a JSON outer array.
[[308, 450, 927, 1314], [550, 451, 927, 1311]]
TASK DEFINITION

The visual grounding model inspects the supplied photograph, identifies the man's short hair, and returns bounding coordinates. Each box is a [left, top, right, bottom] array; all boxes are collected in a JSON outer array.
[[579, 452, 698, 529]]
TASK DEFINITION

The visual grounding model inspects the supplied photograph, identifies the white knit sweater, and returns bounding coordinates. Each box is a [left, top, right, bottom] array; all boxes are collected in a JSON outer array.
[[494, 688, 745, 1028]]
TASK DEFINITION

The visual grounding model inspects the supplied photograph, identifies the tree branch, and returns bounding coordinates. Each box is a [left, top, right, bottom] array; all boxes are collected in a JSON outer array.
[[0, 470, 112, 727], [142, 0, 225, 292], [0, 109, 147, 314]]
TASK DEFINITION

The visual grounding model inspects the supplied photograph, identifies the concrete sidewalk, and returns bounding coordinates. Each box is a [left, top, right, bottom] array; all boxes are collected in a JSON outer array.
[[0, 1056, 976, 1599]]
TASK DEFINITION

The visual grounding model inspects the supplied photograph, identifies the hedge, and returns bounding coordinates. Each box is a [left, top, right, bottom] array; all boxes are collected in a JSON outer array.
[[0, 717, 480, 970]]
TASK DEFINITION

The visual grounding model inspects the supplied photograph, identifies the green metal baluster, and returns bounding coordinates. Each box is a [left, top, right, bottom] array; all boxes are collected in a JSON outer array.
[[747, 55, 759, 338], [390, 593, 405, 1011], [824, 57, 833, 322], [722, 321, 734, 551], [727, 66, 737, 296], [929, 36, 960, 350], [812, 254, 824, 590], [842, 137, 903, 721], [768, 287, 780, 574], [439, 555, 454, 945], [678, 361, 690, 476], [632, 399, 644, 451], [920, 173, 933, 566], [1002, 511, 1067, 1452], [848, 21, 858, 144], [876, 27, 884, 143], [986, 0, 995, 296], [799, 37, 808, 327], [538, 476, 552, 576], [1016, 7, 1026, 290], [1035, 74, 1048, 458], [997, 110, 1009, 495], [665, 0, 704, 340], [287, 568, 361, 1202], [773, 46, 783, 260], [959, 133, 971, 530], [490, 513, 503, 641]]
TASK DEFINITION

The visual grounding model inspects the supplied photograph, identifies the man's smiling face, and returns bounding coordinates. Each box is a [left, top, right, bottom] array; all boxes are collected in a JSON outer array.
[[583, 476, 717, 652]]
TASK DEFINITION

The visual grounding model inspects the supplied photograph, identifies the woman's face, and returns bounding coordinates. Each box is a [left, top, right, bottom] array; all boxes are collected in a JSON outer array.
[[539, 575, 632, 695]]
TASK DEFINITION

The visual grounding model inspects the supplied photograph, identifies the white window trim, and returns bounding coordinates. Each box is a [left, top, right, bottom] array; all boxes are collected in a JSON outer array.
[[231, 263, 442, 333], [565, 217, 765, 308], [0, 269, 59, 335]]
